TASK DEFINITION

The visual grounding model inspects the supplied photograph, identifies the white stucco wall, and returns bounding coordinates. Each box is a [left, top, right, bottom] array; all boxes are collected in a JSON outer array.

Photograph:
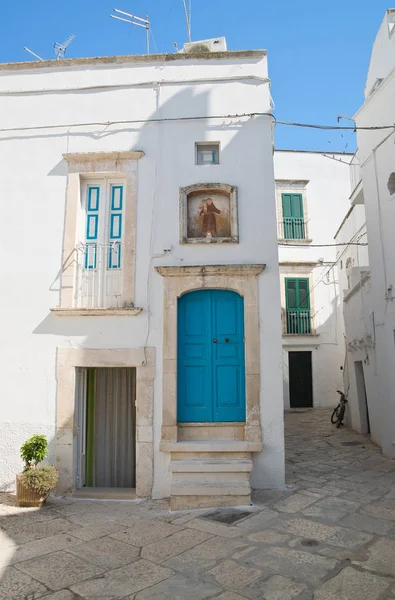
[[274, 151, 351, 408], [342, 276, 380, 443], [365, 10, 395, 98], [0, 52, 284, 493], [334, 204, 369, 294], [353, 13, 395, 456]]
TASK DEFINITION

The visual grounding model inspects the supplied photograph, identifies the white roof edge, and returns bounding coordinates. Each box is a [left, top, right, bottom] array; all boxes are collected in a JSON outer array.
[[0, 50, 267, 73]]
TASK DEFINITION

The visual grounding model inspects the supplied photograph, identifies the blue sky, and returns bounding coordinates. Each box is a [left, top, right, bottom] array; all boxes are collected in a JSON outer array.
[[0, 0, 390, 150]]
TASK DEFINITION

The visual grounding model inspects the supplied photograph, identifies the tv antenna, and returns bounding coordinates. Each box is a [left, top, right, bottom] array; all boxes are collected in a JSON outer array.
[[53, 34, 76, 60], [181, 0, 192, 42], [23, 47, 44, 61], [110, 9, 150, 54], [23, 34, 76, 62]]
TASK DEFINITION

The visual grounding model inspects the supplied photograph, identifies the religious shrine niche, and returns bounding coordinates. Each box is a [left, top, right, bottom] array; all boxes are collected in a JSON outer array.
[[179, 183, 239, 244]]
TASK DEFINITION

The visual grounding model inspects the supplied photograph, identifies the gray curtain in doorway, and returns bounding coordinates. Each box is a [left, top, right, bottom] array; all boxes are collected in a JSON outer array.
[[92, 367, 136, 488]]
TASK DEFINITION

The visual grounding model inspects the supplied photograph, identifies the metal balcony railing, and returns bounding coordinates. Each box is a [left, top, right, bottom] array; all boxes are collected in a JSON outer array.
[[74, 242, 123, 309], [278, 218, 307, 240], [284, 309, 312, 335]]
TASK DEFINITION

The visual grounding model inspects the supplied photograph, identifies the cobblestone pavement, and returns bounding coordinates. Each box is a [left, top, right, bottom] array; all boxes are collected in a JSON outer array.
[[2, 409, 395, 599]]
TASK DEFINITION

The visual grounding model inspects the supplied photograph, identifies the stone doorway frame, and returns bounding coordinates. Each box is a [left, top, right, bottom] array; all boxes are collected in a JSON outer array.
[[155, 264, 265, 444], [55, 347, 154, 498]]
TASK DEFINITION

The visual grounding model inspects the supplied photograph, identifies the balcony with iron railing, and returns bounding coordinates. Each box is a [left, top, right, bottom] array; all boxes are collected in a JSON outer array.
[[74, 242, 124, 309], [283, 309, 314, 335], [278, 218, 309, 241]]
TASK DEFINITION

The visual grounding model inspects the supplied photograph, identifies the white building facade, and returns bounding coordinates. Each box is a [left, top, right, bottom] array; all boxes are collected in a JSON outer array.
[[0, 48, 285, 508], [334, 202, 377, 441], [274, 150, 351, 410], [337, 10, 395, 456]]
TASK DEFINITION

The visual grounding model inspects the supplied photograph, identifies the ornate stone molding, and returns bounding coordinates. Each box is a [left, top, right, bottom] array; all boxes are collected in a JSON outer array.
[[63, 151, 145, 163], [156, 264, 266, 277]]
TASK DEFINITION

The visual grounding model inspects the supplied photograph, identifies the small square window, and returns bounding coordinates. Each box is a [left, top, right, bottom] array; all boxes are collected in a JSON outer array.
[[196, 143, 219, 165]]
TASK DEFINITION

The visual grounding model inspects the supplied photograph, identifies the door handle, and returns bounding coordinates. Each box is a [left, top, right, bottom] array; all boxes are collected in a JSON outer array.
[[213, 339, 217, 343], [225, 338, 229, 343]]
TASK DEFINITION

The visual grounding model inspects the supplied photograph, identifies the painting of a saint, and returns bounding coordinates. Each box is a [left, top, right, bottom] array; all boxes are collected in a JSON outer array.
[[200, 198, 221, 237], [186, 190, 231, 240]]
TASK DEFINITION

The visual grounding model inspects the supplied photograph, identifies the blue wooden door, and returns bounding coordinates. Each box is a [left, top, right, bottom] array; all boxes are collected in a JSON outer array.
[[178, 290, 246, 422]]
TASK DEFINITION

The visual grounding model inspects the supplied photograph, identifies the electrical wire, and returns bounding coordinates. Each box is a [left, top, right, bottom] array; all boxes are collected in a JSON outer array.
[[0, 111, 394, 136], [282, 230, 368, 314], [279, 241, 368, 248]]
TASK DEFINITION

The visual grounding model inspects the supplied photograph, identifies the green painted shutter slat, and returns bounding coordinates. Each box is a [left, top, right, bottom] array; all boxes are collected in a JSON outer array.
[[282, 194, 293, 217], [292, 194, 304, 218], [298, 279, 310, 309], [285, 279, 297, 309]]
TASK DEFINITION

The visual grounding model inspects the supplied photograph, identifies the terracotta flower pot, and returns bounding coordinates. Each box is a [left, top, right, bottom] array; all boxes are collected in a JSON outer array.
[[16, 474, 48, 507]]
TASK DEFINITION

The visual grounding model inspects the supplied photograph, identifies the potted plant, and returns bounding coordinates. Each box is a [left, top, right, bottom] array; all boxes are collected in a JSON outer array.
[[16, 434, 59, 507]]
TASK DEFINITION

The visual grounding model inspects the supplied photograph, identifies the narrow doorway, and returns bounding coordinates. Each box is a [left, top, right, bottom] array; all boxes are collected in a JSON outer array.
[[75, 367, 136, 489], [178, 289, 246, 422], [354, 361, 370, 434], [289, 351, 313, 408]]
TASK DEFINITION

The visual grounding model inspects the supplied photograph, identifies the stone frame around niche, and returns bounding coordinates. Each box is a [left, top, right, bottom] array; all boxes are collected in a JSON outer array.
[[179, 183, 239, 244]]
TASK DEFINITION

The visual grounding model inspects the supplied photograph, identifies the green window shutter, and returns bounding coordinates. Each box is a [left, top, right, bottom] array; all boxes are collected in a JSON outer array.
[[285, 278, 297, 309], [281, 194, 304, 218], [298, 278, 310, 309], [281, 193, 305, 239], [285, 278, 310, 309], [292, 194, 304, 219], [282, 194, 293, 218]]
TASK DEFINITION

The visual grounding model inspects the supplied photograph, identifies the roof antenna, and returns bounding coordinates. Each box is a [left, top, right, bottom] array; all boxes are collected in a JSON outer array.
[[110, 9, 150, 54], [23, 47, 44, 61], [181, 0, 192, 42], [53, 34, 76, 60]]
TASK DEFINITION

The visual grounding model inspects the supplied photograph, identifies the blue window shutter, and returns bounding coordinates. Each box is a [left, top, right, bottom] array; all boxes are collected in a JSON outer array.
[[108, 185, 123, 269], [85, 186, 100, 269]]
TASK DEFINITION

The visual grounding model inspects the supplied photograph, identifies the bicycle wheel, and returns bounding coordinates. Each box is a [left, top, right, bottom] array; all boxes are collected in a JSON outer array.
[[331, 405, 340, 424], [336, 405, 345, 428]]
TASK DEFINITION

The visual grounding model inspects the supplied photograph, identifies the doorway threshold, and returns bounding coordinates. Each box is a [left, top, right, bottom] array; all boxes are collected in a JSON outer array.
[[73, 487, 136, 500]]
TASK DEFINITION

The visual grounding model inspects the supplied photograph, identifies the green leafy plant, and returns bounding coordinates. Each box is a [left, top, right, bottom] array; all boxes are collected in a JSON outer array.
[[20, 434, 48, 471], [20, 465, 59, 496]]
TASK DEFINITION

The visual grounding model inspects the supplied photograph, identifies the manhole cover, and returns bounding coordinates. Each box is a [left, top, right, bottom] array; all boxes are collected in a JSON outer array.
[[301, 539, 319, 547], [201, 509, 252, 525], [341, 441, 364, 446]]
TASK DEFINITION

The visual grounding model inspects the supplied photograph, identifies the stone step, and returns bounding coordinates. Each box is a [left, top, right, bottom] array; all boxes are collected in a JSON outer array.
[[160, 441, 262, 453], [178, 423, 245, 442], [170, 481, 251, 496], [169, 459, 253, 473], [171, 494, 251, 511], [173, 471, 250, 484]]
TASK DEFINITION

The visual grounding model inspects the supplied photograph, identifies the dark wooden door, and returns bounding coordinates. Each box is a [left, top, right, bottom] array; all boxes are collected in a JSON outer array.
[[289, 351, 313, 408]]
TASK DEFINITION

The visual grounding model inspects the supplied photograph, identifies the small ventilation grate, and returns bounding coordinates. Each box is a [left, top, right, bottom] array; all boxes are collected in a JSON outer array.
[[341, 441, 364, 446], [201, 509, 252, 525]]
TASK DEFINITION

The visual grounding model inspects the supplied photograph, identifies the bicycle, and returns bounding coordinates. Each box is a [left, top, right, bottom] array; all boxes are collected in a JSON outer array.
[[331, 390, 348, 428]]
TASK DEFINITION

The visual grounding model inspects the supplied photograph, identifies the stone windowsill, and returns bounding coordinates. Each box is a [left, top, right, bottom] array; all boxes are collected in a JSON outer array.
[[282, 333, 319, 337], [278, 238, 313, 245], [50, 307, 143, 317]]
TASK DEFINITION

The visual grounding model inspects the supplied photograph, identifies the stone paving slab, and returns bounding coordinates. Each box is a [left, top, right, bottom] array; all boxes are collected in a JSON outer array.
[[14, 550, 105, 591], [1, 409, 395, 599]]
